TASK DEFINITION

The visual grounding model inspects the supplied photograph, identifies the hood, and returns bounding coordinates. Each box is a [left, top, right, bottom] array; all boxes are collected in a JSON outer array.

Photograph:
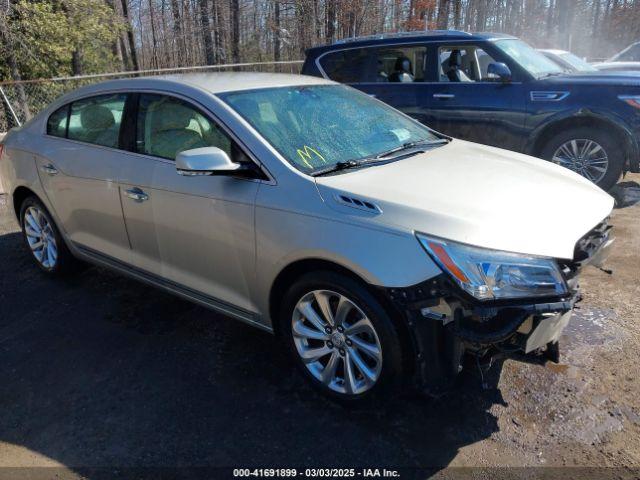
[[315, 140, 614, 260]]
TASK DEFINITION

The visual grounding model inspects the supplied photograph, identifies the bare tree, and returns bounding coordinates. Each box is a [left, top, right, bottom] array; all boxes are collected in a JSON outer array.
[[120, 0, 139, 71]]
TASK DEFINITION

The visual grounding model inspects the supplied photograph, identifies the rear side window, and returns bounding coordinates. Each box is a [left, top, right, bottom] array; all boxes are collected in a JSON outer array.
[[67, 93, 126, 148], [46, 105, 69, 138], [319, 49, 373, 83], [372, 46, 427, 82], [136, 94, 231, 161]]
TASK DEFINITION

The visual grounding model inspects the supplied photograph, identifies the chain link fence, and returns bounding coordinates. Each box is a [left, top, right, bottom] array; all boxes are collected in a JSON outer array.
[[0, 60, 304, 132]]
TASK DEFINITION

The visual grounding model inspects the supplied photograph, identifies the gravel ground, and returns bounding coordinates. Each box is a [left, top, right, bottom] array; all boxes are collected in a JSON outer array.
[[0, 176, 639, 478]]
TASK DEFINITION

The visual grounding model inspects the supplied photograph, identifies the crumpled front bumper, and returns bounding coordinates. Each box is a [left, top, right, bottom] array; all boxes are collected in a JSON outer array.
[[385, 218, 614, 392]]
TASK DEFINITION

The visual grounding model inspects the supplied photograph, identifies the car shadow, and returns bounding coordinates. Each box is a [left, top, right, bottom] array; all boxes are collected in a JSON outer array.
[[0, 229, 505, 478]]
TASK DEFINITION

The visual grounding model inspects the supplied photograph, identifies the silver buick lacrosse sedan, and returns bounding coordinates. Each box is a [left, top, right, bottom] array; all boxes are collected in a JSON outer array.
[[0, 73, 614, 401]]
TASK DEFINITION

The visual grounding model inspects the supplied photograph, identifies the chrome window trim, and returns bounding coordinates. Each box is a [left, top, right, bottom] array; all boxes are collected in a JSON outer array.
[[315, 40, 523, 85]]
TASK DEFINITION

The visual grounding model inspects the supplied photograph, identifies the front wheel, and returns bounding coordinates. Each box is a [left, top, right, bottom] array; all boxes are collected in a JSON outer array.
[[540, 127, 624, 191], [280, 271, 404, 403]]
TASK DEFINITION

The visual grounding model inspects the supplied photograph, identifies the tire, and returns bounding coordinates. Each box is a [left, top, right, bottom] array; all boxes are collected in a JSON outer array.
[[540, 127, 624, 191], [279, 271, 404, 403], [19, 196, 77, 276]]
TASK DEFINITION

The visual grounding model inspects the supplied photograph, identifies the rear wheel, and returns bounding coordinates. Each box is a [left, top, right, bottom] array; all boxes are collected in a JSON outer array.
[[280, 271, 404, 403], [19, 196, 76, 275], [540, 127, 624, 191]]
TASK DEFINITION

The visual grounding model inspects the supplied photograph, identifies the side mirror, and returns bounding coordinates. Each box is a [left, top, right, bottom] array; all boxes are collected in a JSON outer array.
[[176, 147, 240, 176], [487, 62, 512, 83]]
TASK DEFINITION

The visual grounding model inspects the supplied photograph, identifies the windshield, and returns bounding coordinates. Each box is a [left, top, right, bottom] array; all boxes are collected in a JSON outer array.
[[495, 39, 564, 78], [560, 52, 597, 72], [219, 85, 438, 174]]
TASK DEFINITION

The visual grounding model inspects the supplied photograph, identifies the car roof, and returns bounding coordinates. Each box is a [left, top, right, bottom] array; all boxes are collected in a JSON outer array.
[[54, 72, 335, 104], [306, 30, 516, 54], [160, 72, 335, 93]]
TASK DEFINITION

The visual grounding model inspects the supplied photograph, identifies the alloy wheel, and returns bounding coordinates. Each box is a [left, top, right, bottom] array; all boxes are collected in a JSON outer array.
[[23, 206, 58, 269], [552, 139, 609, 184], [292, 290, 383, 395]]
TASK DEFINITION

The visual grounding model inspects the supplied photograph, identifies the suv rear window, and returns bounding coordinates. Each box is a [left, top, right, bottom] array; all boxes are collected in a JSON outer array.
[[319, 49, 372, 83]]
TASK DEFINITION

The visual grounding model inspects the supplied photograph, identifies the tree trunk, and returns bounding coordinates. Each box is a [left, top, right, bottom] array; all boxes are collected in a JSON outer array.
[[200, 0, 215, 65], [148, 0, 160, 69], [436, 0, 450, 29], [120, 0, 140, 71], [71, 49, 83, 76], [326, 0, 335, 42], [231, 0, 240, 64], [170, 0, 184, 66], [453, 0, 462, 29], [274, 0, 281, 61]]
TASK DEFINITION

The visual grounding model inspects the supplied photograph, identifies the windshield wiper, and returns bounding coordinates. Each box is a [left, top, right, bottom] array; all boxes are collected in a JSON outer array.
[[312, 138, 450, 177], [312, 160, 365, 177], [374, 138, 449, 160]]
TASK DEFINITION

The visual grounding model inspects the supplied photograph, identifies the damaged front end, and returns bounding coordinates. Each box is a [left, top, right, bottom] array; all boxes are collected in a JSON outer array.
[[388, 219, 614, 394]]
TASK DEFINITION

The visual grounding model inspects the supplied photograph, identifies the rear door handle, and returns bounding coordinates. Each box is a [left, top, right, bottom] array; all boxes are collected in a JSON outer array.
[[124, 187, 149, 202], [40, 164, 58, 175], [433, 93, 455, 99]]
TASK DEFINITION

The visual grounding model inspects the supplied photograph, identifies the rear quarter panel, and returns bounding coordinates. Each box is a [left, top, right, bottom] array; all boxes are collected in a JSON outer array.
[[0, 126, 51, 221]]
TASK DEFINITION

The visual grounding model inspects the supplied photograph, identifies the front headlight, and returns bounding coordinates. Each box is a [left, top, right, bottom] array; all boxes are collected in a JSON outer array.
[[416, 234, 568, 301]]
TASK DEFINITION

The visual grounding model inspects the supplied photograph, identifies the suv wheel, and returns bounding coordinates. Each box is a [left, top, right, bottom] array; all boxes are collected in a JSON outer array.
[[540, 127, 624, 191], [20, 196, 76, 275], [280, 271, 403, 402]]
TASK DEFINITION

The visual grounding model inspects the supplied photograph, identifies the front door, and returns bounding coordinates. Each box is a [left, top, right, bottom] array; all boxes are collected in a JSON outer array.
[[36, 93, 131, 262], [118, 93, 260, 313]]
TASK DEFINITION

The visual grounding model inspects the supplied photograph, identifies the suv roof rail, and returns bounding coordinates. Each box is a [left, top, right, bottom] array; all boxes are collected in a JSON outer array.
[[334, 30, 472, 45]]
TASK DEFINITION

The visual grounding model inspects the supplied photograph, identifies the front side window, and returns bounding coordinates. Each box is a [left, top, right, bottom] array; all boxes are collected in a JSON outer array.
[[372, 46, 427, 82], [67, 93, 126, 148], [494, 39, 563, 78], [438, 46, 497, 82], [220, 85, 439, 174], [136, 94, 231, 161], [47, 105, 69, 138]]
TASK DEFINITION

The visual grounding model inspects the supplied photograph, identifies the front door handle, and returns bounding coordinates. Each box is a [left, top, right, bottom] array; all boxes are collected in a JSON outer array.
[[40, 164, 59, 175], [124, 187, 149, 202], [433, 93, 455, 99]]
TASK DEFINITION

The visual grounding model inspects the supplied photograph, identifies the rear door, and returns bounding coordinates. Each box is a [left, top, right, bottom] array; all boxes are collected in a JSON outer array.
[[36, 93, 131, 261], [425, 43, 528, 151]]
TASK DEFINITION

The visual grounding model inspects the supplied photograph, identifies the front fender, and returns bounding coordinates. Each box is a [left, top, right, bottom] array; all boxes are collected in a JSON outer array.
[[253, 208, 442, 326]]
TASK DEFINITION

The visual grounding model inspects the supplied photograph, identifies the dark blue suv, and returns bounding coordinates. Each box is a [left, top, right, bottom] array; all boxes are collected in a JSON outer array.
[[302, 31, 640, 190]]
